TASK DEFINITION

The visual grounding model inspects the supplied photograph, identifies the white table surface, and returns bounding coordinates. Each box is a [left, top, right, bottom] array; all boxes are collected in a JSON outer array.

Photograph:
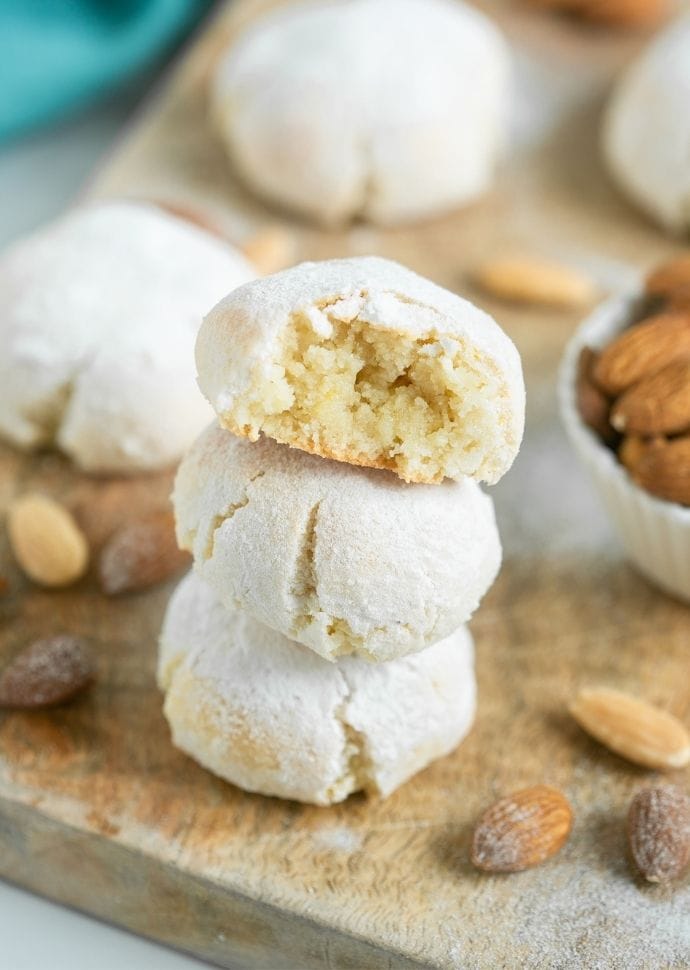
[[0, 86, 213, 970]]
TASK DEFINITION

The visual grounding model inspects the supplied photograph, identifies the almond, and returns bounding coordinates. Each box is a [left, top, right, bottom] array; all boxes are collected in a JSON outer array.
[[153, 200, 224, 238], [618, 434, 657, 474], [627, 435, 690, 506], [569, 687, 690, 770], [473, 256, 596, 308], [471, 785, 573, 873], [611, 360, 690, 436], [593, 313, 690, 396], [576, 347, 616, 443], [529, 0, 667, 27], [0, 636, 95, 708], [98, 509, 190, 595], [241, 225, 296, 276], [628, 786, 690, 884], [646, 255, 690, 303], [666, 289, 690, 313], [7, 494, 89, 588]]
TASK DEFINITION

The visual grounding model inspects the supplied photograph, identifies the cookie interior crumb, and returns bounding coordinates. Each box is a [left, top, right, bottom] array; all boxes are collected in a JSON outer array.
[[225, 309, 506, 484]]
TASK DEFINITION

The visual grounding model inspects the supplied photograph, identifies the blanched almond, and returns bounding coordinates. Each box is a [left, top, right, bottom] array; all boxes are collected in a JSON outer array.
[[473, 256, 596, 308], [242, 225, 296, 276], [7, 494, 89, 588], [570, 687, 690, 770]]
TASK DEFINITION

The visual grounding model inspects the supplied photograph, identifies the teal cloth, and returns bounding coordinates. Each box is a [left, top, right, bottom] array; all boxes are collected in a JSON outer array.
[[0, 0, 212, 141]]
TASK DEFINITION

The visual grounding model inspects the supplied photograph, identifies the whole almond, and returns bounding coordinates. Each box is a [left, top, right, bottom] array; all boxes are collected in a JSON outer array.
[[473, 256, 596, 308], [666, 289, 690, 312], [471, 785, 573, 873], [618, 434, 654, 474], [153, 200, 224, 238], [611, 359, 690, 436], [99, 509, 190, 595], [7, 494, 89, 588], [570, 687, 690, 770], [628, 786, 690, 884], [646, 256, 690, 303], [0, 636, 95, 708], [627, 435, 690, 506], [529, 0, 666, 27], [593, 314, 690, 396], [241, 225, 296, 276], [576, 347, 616, 443]]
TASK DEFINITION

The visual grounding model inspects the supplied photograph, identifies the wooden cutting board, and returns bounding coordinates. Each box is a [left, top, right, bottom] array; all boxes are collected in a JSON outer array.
[[2, 2, 689, 967]]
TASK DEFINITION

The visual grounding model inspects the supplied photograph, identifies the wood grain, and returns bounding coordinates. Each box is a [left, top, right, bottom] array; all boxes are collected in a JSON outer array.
[[2, 2, 690, 967]]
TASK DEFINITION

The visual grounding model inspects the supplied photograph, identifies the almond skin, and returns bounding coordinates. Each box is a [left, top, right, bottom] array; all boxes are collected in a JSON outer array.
[[666, 289, 690, 312], [570, 687, 690, 770], [98, 510, 190, 595], [628, 786, 690, 884], [0, 636, 95, 708], [592, 314, 690, 397], [471, 785, 573, 873], [576, 347, 617, 443], [529, 0, 667, 27], [473, 256, 596, 308], [618, 434, 654, 474], [627, 436, 690, 506], [646, 256, 690, 303], [7, 493, 89, 588], [611, 359, 690, 436]]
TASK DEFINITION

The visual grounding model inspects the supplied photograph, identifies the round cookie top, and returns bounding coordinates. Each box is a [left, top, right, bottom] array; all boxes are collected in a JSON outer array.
[[0, 201, 254, 473], [196, 256, 525, 485], [211, 0, 510, 225], [603, 13, 690, 234], [159, 571, 476, 805], [174, 424, 501, 663]]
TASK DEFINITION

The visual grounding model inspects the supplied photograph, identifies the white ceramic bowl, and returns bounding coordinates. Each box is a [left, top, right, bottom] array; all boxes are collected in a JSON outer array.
[[559, 293, 690, 603]]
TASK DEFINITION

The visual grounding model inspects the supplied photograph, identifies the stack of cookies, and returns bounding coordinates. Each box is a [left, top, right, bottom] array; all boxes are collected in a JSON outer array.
[[158, 257, 524, 805]]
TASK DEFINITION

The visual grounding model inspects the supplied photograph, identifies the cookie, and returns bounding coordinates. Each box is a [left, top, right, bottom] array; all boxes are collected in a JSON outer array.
[[211, 0, 510, 225], [603, 13, 690, 234], [0, 201, 254, 472], [196, 256, 525, 485], [159, 572, 477, 805], [173, 425, 501, 662]]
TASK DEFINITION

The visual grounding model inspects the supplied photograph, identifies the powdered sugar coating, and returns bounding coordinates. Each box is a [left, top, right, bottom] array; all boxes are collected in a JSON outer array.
[[196, 256, 525, 485], [174, 424, 501, 662], [603, 13, 690, 234], [211, 0, 510, 225], [158, 572, 476, 805], [0, 201, 255, 472]]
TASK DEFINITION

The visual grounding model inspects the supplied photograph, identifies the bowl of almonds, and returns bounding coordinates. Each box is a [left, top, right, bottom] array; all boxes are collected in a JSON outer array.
[[559, 255, 690, 602]]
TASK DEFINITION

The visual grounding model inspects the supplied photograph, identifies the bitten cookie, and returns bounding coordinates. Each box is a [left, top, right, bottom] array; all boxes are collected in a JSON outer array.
[[0, 201, 254, 472], [174, 425, 501, 663], [196, 257, 525, 485], [211, 0, 510, 225], [603, 13, 690, 234], [159, 572, 477, 805]]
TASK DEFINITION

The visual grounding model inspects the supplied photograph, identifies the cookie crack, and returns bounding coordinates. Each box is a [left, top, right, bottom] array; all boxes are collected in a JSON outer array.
[[326, 669, 376, 800], [203, 470, 266, 561], [20, 348, 97, 448], [290, 500, 321, 625]]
